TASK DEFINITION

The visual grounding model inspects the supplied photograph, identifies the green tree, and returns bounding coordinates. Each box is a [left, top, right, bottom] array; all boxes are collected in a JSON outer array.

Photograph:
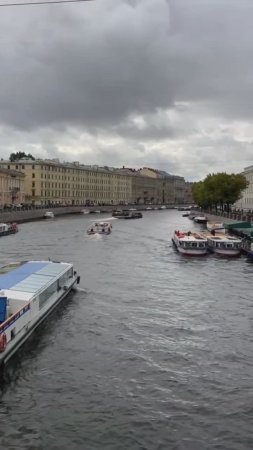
[[9, 152, 35, 162], [192, 172, 248, 212]]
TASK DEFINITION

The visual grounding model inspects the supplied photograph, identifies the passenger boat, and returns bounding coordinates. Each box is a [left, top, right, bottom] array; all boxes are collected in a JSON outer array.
[[202, 232, 242, 256], [0, 260, 80, 366], [44, 211, 54, 219], [172, 230, 208, 255], [206, 221, 225, 233], [124, 212, 142, 219], [194, 215, 207, 224], [0, 223, 18, 237], [87, 222, 112, 235]]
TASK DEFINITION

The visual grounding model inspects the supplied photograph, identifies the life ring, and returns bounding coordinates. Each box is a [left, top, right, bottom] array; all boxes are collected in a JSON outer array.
[[0, 332, 7, 352]]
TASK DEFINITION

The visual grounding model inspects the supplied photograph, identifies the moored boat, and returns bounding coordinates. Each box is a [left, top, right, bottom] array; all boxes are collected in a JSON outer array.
[[194, 215, 207, 224], [0, 260, 80, 365], [201, 232, 242, 256], [44, 211, 54, 219], [0, 223, 18, 237], [206, 221, 225, 233], [172, 230, 208, 255], [87, 222, 112, 235], [112, 210, 129, 218]]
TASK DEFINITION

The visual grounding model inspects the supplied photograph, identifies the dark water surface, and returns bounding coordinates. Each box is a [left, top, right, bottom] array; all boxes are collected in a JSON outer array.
[[0, 210, 252, 450]]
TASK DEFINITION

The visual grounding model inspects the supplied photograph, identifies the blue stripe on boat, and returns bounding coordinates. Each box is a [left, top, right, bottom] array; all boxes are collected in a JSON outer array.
[[0, 262, 48, 290]]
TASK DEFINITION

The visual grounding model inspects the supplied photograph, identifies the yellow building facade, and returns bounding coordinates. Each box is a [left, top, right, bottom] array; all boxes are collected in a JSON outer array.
[[0, 159, 188, 206], [0, 159, 132, 206], [0, 168, 25, 207]]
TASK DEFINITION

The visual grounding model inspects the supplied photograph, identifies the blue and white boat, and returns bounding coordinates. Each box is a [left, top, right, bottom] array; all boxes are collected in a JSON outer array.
[[0, 260, 80, 366]]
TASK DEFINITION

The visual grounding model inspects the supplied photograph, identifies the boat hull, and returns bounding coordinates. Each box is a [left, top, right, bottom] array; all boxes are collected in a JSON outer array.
[[172, 236, 208, 256], [0, 229, 18, 237], [210, 248, 241, 256]]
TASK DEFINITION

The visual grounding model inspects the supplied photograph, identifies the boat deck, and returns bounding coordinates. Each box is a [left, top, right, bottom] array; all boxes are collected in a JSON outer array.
[[200, 231, 241, 242]]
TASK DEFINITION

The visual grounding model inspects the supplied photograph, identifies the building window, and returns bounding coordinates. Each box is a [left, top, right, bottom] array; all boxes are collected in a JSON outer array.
[[32, 189, 36, 197], [16, 165, 18, 170], [32, 182, 35, 187], [22, 165, 25, 169], [32, 173, 35, 178], [32, 165, 35, 169]]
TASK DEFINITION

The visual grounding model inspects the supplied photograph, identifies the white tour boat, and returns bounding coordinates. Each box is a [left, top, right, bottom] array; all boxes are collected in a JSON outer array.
[[206, 221, 225, 233], [0, 260, 80, 366], [203, 232, 242, 256], [44, 211, 55, 219], [172, 230, 208, 255], [87, 222, 112, 235], [0, 223, 18, 237]]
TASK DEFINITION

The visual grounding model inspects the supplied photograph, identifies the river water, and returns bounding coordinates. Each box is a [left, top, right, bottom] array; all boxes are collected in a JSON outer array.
[[0, 210, 252, 450]]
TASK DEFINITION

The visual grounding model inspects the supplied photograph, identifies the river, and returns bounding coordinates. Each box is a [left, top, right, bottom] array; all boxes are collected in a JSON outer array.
[[0, 210, 252, 450]]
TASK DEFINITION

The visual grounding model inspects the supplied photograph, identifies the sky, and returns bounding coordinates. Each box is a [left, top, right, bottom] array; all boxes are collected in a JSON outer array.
[[0, 0, 253, 181]]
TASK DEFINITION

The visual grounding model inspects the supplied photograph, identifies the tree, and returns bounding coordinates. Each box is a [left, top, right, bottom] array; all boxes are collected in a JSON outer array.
[[192, 172, 248, 212], [9, 152, 35, 162]]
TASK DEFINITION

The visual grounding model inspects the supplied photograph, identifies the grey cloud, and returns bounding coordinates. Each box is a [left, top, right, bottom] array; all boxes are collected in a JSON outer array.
[[0, 0, 253, 179]]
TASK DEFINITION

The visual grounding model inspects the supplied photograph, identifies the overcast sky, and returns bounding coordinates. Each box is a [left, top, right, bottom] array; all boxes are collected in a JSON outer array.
[[0, 0, 253, 180]]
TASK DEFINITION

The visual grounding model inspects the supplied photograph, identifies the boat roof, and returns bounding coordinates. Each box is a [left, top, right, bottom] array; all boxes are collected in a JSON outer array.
[[0, 261, 72, 301]]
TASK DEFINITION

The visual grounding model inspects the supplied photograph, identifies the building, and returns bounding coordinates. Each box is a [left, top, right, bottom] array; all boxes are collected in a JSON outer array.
[[0, 159, 189, 206], [138, 168, 186, 204], [117, 167, 162, 204], [183, 182, 193, 205], [235, 166, 253, 210], [0, 159, 132, 206], [0, 168, 25, 207]]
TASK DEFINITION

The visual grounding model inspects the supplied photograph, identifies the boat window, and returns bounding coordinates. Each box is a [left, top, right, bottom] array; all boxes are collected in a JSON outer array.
[[39, 280, 58, 309], [191, 243, 197, 247]]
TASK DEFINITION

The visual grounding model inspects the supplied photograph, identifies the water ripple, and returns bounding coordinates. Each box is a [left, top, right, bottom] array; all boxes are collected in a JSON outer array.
[[0, 211, 252, 449]]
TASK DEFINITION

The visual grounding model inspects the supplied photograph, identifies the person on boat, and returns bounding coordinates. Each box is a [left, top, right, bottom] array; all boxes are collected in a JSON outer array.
[[211, 229, 215, 236], [187, 231, 191, 236]]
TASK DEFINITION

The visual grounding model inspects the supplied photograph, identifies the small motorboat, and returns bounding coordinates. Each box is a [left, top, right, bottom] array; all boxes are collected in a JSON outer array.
[[0, 222, 18, 237], [87, 222, 112, 235], [44, 211, 54, 219], [206, 221, 225, 233], [194, 215, 207, 224], [182, 213, 190, 217]]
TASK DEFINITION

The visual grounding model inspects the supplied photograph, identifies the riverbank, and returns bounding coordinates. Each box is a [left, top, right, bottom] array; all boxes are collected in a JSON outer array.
[[0, 204, 179, 224]]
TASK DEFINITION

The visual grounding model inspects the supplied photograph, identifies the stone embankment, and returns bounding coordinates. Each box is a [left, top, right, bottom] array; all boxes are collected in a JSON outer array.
[[0, 204, 177, 224], [201, 210, 253, 224]]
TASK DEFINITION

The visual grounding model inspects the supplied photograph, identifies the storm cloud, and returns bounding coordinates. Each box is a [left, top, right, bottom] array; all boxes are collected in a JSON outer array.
[[0, 0, 253, 179]]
